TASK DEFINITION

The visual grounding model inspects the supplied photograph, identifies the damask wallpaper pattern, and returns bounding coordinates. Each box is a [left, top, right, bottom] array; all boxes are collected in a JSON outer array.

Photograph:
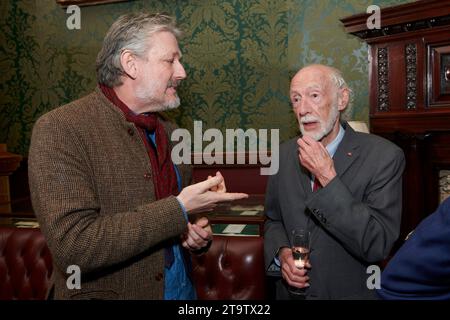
[[0, 0, 412, 155]]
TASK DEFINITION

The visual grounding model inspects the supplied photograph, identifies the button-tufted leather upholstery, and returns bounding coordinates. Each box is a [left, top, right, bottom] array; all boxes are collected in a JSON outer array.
[[0, 227, 53, 300], [0, 228, 266, 300], [192, 235, 266, 300]]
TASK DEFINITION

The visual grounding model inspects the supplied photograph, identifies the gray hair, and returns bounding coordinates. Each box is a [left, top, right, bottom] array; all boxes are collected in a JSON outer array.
[[328, 66, 353, 121], [96, 12, 182, 87]]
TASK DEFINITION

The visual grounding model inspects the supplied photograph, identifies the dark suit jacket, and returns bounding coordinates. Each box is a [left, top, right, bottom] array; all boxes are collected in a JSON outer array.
[[264, 122, 405, 299], [377, 197, 450, 300]]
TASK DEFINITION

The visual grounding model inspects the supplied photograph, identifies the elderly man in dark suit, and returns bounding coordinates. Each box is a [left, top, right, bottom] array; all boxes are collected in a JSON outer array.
[[264, 64, 405, 299], [28, 12, 247, 300]]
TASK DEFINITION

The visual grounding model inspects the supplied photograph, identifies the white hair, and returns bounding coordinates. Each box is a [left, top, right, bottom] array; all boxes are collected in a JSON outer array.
[[328, 66, 353, 121]]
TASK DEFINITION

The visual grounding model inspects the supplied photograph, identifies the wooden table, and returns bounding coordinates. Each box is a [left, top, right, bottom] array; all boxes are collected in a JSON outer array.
[[196, 194, 266, 235]]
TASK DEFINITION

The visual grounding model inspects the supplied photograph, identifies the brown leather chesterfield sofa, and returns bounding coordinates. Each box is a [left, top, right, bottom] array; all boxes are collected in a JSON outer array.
[[0, 227, 266, 300], [0, 226, 53, 299], [192, 235, 266, 300]]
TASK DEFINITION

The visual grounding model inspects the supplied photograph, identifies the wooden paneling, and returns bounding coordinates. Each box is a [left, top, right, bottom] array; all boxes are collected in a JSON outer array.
[[342, 0, 450, 246], [192, 165, 268, 195]]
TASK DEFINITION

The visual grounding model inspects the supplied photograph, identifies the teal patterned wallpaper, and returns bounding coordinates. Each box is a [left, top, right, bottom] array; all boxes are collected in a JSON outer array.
[[0, 0, 413, 155]]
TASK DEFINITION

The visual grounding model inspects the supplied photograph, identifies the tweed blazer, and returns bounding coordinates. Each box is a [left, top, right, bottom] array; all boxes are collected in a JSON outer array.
[[28, 87, 192, 299], [264, 123, 405, 299]]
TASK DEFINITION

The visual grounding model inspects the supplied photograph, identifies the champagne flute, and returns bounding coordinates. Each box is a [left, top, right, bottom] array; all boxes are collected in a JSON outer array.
[[288, 228, 310, 297]]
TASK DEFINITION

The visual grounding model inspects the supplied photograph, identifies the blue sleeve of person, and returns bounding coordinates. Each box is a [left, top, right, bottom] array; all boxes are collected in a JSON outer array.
[[377, 197, 450, 300]]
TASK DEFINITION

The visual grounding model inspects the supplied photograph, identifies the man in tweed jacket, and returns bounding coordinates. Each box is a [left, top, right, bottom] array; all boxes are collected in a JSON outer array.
[[28, 12, 247, 300]]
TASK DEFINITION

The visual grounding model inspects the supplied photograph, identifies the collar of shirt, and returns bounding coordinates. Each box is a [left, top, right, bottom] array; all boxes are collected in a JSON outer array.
[[326, 123, 345, 158]]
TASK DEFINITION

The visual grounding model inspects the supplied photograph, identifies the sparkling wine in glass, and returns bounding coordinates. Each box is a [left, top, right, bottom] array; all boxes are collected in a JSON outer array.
[[292, 246, 310, 269], [288, 229, 310, 297]]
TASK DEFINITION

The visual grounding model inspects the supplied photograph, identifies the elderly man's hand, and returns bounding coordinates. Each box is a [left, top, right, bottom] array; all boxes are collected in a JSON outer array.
[[297, 135, 337, 187], [177, 173, 248, 214], [279, 247, 311, 289], [181, 217, 212, 251]]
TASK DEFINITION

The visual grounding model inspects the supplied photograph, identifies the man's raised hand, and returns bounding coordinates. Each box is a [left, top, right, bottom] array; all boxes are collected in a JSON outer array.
[[177, 173, 248, 214]]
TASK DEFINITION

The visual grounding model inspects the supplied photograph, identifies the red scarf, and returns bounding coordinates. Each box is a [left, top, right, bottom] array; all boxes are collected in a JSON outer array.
[[99, 84, 179, 201]]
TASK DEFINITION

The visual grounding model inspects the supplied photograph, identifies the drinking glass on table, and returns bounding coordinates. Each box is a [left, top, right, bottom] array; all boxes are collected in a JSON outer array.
[[288, 228, 310, 297]]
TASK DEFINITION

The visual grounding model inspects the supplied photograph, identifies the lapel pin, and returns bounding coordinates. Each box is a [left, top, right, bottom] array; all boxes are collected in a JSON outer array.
[[347, 152, 352, 156]]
